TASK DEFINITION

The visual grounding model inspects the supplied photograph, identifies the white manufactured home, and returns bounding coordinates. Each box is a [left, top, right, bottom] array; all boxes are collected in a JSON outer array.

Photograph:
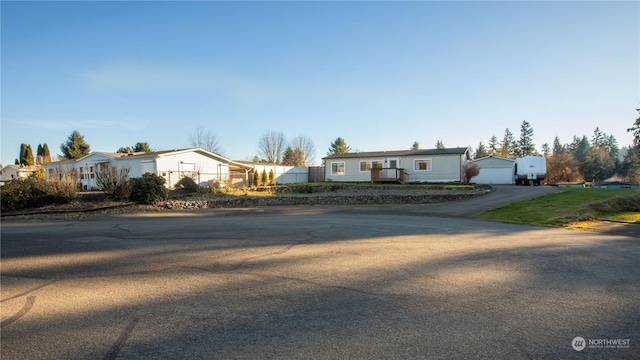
[[43, 148, 253, 190], [323, 147, 471, 183]]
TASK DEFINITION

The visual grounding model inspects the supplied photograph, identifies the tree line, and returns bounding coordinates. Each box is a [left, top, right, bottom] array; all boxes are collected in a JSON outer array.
[[468, 116, 639, 184]]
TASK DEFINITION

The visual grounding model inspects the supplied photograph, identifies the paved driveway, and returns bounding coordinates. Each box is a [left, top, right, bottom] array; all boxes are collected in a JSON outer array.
[[1, 186, 637, 359]]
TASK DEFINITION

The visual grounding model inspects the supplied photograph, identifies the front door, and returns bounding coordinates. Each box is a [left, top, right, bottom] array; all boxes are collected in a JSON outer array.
[[387, 158, 399, 178]]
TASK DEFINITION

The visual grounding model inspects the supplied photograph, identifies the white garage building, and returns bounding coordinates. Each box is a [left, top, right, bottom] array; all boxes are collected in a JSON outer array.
[[468, 156, 515, 184]]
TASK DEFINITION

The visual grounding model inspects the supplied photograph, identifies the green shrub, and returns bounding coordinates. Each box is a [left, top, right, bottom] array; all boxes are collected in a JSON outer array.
[[253, 171, 260, 187], [129, 173, 169, 204], [268, 169, 275, 185], [1, 178, 57, 212], [261, 169, 268, 186], [297, 183, 315, 193], [175, 176, 199, 193]]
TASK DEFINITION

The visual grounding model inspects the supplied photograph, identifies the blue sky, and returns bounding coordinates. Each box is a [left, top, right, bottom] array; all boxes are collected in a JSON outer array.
[[2, 1, 638, 166]]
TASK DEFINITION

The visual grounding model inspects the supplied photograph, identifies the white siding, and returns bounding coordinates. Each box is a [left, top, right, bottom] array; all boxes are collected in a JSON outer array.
[[469, 156, 515, 184], [325, 154, 466, 182], [156, 152, 228, 188]]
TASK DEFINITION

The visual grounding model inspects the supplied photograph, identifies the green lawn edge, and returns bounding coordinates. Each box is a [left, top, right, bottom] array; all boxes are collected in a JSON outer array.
[[472, 188, 640, 227]]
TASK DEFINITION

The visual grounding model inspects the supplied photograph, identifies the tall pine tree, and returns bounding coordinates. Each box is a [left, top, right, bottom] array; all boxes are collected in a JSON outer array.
[[60, 130, 91, 159], [499, 129, 517, 158], [327, 137, 351, 155], [516, 120, 536, 157]]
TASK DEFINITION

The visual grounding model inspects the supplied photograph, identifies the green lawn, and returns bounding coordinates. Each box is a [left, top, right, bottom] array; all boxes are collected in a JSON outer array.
[[473, 188, 640, 226]]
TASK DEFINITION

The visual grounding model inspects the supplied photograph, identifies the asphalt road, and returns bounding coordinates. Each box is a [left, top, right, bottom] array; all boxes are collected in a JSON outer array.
[[1, 186, 638, 359]]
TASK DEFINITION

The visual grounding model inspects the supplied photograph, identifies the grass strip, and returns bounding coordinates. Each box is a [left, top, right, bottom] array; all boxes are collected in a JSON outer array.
[[473, 188, 640, 226]]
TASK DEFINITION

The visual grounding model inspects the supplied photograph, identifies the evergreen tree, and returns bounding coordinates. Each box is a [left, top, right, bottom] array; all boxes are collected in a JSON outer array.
[[587, 129, 619, 180], [14, 159, 20, 165], [499, 128, 517, 158], [327, 137, 351, 155], [42, 143, 51, 163], [628, 107, 640, 148], [117, 147, 133, 154], [541, 143, 551, 157], [569, 136, 590, 163], [282, 147, 305, 166], [269, 169, 275, 185], [552, 136, 565, 155], [487, 135, 499, 155], [289, 135, 316, 166], [435, 140, 445, 149], [516, 120, 536, 157], [60, 130, 91, 159], [24, 145, 35, 166], [411, 141, 420, 150], [19, 144, 28, 165], [36, 144, 44, 165], [253, 170, 260, 187], [475, 142, 489, 158], [133, 142, 151, 152], [261, 169, 268, 185], [621, 147, 640, 183]]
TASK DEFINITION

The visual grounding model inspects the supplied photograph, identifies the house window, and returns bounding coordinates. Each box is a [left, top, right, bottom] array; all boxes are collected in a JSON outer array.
[[371, 161, 383, 169], [414, 159, 432, 171], [359, 162, 371, 172], [331, 162, 345, 175]]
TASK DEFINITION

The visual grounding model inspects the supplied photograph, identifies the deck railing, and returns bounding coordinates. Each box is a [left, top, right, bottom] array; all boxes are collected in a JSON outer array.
[[370, 167, 407, 184]]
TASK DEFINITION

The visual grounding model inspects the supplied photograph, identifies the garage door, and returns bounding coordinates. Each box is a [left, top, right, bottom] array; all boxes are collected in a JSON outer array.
[[472, 168, 514, 184]]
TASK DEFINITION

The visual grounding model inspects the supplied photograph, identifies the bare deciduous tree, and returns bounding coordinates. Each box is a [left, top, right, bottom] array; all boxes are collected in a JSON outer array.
[[257, 130, 286, 164], [189, 125, 222, 154], [545, 153, 584, 184], [289, 135, 316, 166]]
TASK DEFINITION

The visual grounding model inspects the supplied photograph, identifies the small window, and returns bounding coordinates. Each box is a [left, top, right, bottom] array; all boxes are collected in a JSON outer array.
[[90, 166, 94, 173], [414, 159, 432, 171], [371, 161, 383, 169], [359, 162, 371, 172], [331, 162, 345, 175], [90, 173, 95, 179]]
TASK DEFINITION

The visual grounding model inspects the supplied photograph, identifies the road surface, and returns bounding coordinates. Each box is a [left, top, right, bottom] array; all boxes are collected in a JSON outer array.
[[2, 186, 638, 359]]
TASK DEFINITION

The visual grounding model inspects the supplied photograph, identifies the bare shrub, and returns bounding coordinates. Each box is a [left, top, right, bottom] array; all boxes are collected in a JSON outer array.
[[37, 168, 79, 201], [463, 163, 480, 183], [95, 164, 131, 200]]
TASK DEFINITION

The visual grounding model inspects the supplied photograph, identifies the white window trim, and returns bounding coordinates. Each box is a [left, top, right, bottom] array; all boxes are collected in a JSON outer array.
[[331, 162, 345, 175], [414, 159, 432, 171]]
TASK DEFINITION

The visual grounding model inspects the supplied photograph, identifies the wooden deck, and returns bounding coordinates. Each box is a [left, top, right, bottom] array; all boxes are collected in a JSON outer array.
[[370, 168, 407, 184]]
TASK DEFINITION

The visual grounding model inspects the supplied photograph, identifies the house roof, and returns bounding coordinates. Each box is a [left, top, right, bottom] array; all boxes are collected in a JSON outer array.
[[323, 147, 469, 160], [468, 155, 515, 164], [44, 148, 253, 170]]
